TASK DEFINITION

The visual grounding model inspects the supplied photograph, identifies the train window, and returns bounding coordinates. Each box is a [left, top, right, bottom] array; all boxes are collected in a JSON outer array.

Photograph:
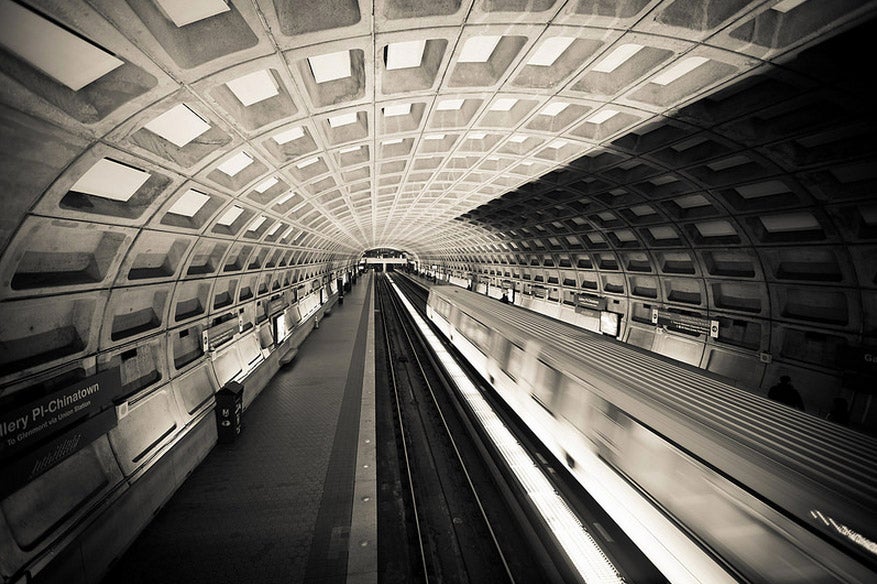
[[457, 312, 490, 352], [432, 296, 451, 318], [531, 360, 560, 414], [557, 377, 590, 432], [502, 341, 525, 380]]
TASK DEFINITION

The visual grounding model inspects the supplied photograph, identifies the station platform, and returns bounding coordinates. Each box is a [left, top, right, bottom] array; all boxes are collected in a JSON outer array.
[[103, 273, 377, 584]]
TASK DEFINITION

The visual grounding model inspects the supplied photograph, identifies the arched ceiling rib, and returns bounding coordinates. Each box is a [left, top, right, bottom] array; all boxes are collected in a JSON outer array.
[[1, 0, 876, 390]]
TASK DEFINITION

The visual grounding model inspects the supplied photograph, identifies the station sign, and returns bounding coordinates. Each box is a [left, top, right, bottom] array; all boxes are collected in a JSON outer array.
[[576, 293, 607, 311], [0, 368, 122, 497], [652, 308, 719, 338]]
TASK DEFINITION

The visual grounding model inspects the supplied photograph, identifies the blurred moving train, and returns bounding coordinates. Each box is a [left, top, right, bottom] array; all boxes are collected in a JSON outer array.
[[426, 285, 877, 584]]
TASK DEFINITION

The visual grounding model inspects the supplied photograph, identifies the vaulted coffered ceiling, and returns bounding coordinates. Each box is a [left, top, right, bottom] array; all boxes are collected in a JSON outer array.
[[1, 0, 876, 394]]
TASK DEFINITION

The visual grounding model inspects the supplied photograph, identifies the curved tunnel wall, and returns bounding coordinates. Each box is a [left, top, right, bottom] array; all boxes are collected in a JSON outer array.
[[423, 25, 877, 424], [0, 1, 876, 582]]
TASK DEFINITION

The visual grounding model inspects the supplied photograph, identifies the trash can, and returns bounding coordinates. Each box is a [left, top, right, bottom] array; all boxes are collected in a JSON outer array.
[[216, 381, 244, 444]]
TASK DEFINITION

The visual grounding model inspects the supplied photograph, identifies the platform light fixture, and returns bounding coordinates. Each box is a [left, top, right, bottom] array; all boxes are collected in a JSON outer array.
[[0, 0, 124, 91], [651, 56, 710, 86], [508, 134, 528, 143], [70, 158, 151, 202], [527, 37, 574, 67], [339, 145, 361, 153], [386, 40, 426, 70], [458, 35, 501, 63], [273, 126, 305, 144], [216, 205, 244, 226], [382, 138, 404, 145], [548, 139, 569, 149], [143, 104, 211, 148], [226, 69, 279, 106], [467, 132, 487, 140], [383, 103, 412, 117], [168, 189, 210, 217], [424, 133, 446, 140], [217, 152, 254, 176], [154, 0, 230, 27], [592, 43, 644, 73], [308, 50, 352, 83]]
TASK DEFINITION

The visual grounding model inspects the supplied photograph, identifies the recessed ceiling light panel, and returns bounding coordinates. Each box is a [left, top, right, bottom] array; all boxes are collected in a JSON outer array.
[[255, 177, 279, 193], [490, 98, 518, 112], [540, 102, 569, 116], [328, 112, 358, 128], [0, 0, 124, 91], [143, 104, 211, 148], [273, 126, 305, 144], [437, 99, 465, 111], [384, 103, 412, 117], [592, 44, 644, 74], [248, 215, 267, 231], [154, 0, 231, 27], [527, 37, 574, 67], [588, 109, 619, 124], [458, 36, 501, 63], [771, 0, 808, 13], [216, 205, 244, 226], [651, 56, 710, 86], [226, 69, 279, 106], [168, 189, 210, 217], [70, 158, 151, 202], [217, 152, 254, 176], [386, 40, 426, 70], [308, 50, 352, 83]]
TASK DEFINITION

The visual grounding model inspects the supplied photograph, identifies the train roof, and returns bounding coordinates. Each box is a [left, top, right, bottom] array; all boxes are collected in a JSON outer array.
[[430, 285, 877, 528]]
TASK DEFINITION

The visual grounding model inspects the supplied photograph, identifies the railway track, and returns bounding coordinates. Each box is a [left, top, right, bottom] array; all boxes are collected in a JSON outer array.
[[388, 272, 668, 584], [375, 273, 555, 584]]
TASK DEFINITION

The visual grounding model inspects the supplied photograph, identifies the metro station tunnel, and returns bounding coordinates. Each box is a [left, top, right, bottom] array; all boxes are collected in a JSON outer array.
[[2, 1, 877, 583]]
